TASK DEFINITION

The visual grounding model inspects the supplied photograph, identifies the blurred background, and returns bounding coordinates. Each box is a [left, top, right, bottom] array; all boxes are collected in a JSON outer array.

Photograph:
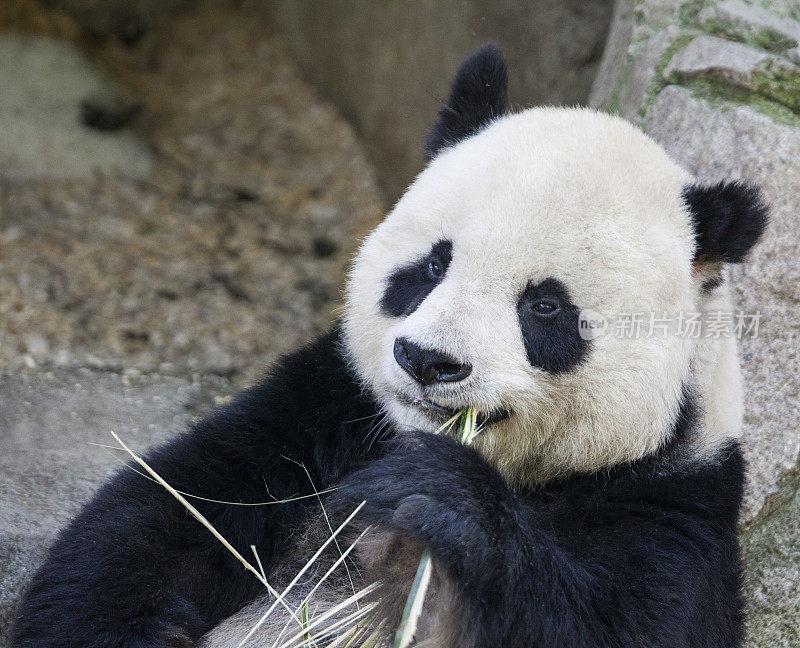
[[1, 1, 798, 646], [0, 0, 611, 384]]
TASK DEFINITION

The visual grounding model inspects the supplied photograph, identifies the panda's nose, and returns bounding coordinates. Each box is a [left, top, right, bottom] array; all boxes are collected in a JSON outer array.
[[393, 337, 472, 385]]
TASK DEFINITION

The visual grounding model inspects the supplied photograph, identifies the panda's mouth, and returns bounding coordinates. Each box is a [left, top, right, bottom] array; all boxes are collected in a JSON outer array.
[[395, 393, 511, 427]]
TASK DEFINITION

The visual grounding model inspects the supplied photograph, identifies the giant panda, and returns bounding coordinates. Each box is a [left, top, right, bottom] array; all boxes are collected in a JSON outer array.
[[12, 43, 767, 648]]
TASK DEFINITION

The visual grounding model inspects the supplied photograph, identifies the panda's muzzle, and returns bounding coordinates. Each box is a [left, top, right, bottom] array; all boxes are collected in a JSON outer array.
[[393, 337, 472, 386]]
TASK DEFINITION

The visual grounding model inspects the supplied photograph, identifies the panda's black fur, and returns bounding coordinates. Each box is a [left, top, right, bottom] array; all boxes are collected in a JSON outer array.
[[380, 239, 454, 318], [12, 45, 766, 648], [340, 396, 746, 648], [683, 181, 769, 265], [10, 327, 746, 648], [11, 328, 384, 648], [424, 42, 509, 161]]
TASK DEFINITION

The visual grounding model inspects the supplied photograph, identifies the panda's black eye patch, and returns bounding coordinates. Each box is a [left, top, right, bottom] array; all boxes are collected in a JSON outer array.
[[380, 240, 452, 317], [517, 278, 588, 374]]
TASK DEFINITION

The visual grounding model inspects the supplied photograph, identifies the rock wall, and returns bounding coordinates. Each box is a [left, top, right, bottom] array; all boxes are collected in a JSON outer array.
[[592, 1, 800, 645], [0, 369, 234, 645]]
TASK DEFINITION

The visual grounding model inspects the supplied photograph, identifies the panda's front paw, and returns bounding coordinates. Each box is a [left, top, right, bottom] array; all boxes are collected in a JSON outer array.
[[337, 432, 517, 577]]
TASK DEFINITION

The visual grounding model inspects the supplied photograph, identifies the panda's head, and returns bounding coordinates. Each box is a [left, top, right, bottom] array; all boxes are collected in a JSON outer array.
[[344, 44, 767, 483]]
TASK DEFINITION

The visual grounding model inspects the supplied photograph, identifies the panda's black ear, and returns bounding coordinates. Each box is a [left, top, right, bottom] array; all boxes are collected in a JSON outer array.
[[683, 181, 768, 264], [424, 42, 509, 161]]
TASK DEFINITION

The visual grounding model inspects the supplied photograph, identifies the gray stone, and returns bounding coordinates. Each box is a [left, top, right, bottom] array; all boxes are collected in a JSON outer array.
[[0, 367, 233, 645], [664, 35, 800, 111], [618, 25, 682, 122], [665, 35, 776, 84], [0, 34, 152, 180], [699, 0, 800, 62], [646, 85, 800, 528], [630, 0, 686, 38], [591, 0, 680, 120], [741, 477, 800, 645]]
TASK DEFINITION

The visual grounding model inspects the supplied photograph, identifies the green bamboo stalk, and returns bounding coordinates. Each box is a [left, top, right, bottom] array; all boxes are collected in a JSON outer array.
[[392, 407, 480, 648]]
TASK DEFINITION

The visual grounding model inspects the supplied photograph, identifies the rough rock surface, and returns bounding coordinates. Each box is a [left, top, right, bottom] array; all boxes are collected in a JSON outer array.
[[593, 1, 800, 644], [0, 368, 234, 645], [664, 35, 800, 111], [740, 471, 800, 647], [699, 0, 800, 63]]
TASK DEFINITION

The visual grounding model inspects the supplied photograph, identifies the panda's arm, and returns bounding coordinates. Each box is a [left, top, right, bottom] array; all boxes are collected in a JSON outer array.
[[340, 432, 744, 648], [11, 328, 381, 648]]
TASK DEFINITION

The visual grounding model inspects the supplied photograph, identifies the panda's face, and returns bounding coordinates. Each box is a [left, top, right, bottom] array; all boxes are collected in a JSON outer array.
[[344, 108, 704, 482]]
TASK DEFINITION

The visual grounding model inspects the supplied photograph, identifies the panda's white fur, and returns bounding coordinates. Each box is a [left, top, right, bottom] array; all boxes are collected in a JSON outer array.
[[202, 106, 745, 648], [345, 106, 738, 484]]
